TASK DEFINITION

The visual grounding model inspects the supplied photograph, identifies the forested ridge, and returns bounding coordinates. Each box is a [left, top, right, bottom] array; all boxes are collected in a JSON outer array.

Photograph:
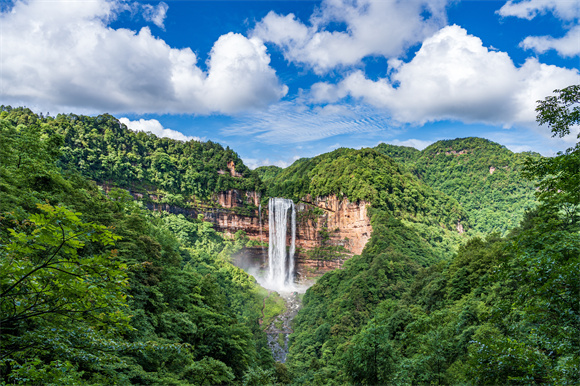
[[264, 147, 468, 260], [1, 86, 579, 385], [375, 137, 538, 235], [1, 106, 263, 207]]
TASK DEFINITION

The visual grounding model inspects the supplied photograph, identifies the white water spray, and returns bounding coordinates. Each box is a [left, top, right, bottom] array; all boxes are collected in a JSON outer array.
[[264, 198, 296, 291]]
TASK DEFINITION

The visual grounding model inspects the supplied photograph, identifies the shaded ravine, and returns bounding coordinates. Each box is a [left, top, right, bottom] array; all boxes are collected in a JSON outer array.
[[264, 292, 302, 363]]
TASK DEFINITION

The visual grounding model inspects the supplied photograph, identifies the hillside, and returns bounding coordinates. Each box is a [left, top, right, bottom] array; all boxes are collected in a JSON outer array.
[[265, 147, 471, 264], [284, 86, 580, 384], [0, 107, 285, 384], [266, 147, 466, 231], [2, 85, 578, 385], [255, 165, 283, 184], [0, 106, 263, 207], [376, 137, 538, 234]]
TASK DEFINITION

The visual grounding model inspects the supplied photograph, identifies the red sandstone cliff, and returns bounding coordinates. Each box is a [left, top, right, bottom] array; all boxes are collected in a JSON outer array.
[[215, 193, 373, 258], [295, 195, 372, 256], [227, 194, 372, 279], [100, 182, 372, 277]]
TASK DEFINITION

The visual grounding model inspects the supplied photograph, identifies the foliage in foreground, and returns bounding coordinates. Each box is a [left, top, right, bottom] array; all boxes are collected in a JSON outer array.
[[0, 111, 278, 384]]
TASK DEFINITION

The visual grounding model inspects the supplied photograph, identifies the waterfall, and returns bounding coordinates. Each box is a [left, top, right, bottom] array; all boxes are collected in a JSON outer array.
[[266, 198, 296, 289], [259, 203, 262, 242], [259, 203, 266, 266]]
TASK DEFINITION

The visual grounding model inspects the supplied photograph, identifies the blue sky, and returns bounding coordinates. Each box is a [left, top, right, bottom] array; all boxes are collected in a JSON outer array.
[[1, 0, 579, 168]]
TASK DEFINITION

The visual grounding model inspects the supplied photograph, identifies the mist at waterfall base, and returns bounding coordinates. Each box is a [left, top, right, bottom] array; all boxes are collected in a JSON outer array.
[[234, 198, 311, 293]]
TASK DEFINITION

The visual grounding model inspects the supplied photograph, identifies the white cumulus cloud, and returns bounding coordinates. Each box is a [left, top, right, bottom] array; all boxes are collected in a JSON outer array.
[[324, 25, 580, 127], [387, 139, 434, 150], [498, 0, 580, 58], [497, 0, 579, 21], [243, 157, 293, 170], [520, 24, 580, 57], [119, 118, 201, 142], [0, 0, 287, 115], [142, 2, 169, 29], [252, 0, 450, 74]]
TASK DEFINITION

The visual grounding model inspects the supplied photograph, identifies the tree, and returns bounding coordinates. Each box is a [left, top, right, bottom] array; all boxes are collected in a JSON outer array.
[[342, 319, 395, 385], [468, 85, 580, 384], [535, 85, 580, 139], [523, 85, 580, 214], [182, 357, 235, 385], [0, 204, 131, 382]]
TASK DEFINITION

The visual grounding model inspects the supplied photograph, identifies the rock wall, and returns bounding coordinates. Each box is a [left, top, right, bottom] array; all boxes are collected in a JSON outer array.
[[295, 195, 372, 256], [215, 190, 260, 208], [210, 193, 373, 278], [100, 183, 371, 277]]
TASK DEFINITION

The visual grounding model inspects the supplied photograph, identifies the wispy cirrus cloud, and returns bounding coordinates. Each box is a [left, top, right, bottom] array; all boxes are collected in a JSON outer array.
[[222, 100, 398, 144]]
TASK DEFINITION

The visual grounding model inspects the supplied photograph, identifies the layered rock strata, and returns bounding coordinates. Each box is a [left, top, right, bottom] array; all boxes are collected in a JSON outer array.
[[100, 183, 372, 277]]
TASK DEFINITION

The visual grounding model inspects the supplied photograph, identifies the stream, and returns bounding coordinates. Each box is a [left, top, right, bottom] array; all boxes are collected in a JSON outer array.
[[264, 291, 302, 363]]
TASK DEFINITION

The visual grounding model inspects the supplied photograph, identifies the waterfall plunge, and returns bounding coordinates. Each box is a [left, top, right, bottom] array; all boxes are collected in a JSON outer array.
[[264, 198, 296, 291]]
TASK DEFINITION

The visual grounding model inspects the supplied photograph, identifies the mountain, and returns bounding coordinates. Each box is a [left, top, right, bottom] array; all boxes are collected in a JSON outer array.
[[255, 165, 283, 184], [283, 142, 577, 385], [2, 105, 577, 385], [264, 147, 472, 267], [266, 147, 466, 230], [376, 137, 538, 234]]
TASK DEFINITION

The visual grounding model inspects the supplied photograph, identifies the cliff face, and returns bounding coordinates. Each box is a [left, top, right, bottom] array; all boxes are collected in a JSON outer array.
[[219, 194, 372, 279], [295, 195, 372, 256], [215, 189, 260, 208], [209, 192, 373, 264], [211, 190, 265, 242], [228, 194, 372, 280], [102, 183, 371, 277]]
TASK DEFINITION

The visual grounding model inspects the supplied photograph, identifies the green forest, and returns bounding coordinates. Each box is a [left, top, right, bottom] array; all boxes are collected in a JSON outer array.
[[1, 85, 579, 385], [0, 107, 280, 384], [375, 137, 538, 235]]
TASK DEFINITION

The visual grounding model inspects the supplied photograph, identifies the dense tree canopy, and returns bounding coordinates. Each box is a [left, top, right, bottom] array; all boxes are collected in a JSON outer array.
[[266, 147, 466, 232], [523, 85, 580, 215], [0, 106, 264, 205], [1, 85, 577, 385], [0, 108, 278, 384], [376, 137, 538, 235], [284, 87, 580, 384]]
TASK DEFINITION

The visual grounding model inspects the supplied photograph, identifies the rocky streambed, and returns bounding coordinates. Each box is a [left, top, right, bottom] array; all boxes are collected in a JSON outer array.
[[263, 291, 302, 363]]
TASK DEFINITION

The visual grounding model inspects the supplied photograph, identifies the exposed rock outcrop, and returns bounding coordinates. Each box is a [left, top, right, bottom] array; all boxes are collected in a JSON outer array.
[[295, 195, 372, 256], [100, 183, 372, 278]]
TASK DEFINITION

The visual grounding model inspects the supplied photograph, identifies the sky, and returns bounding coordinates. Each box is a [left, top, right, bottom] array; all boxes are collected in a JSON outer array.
[[1, 0, 579, 169]]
